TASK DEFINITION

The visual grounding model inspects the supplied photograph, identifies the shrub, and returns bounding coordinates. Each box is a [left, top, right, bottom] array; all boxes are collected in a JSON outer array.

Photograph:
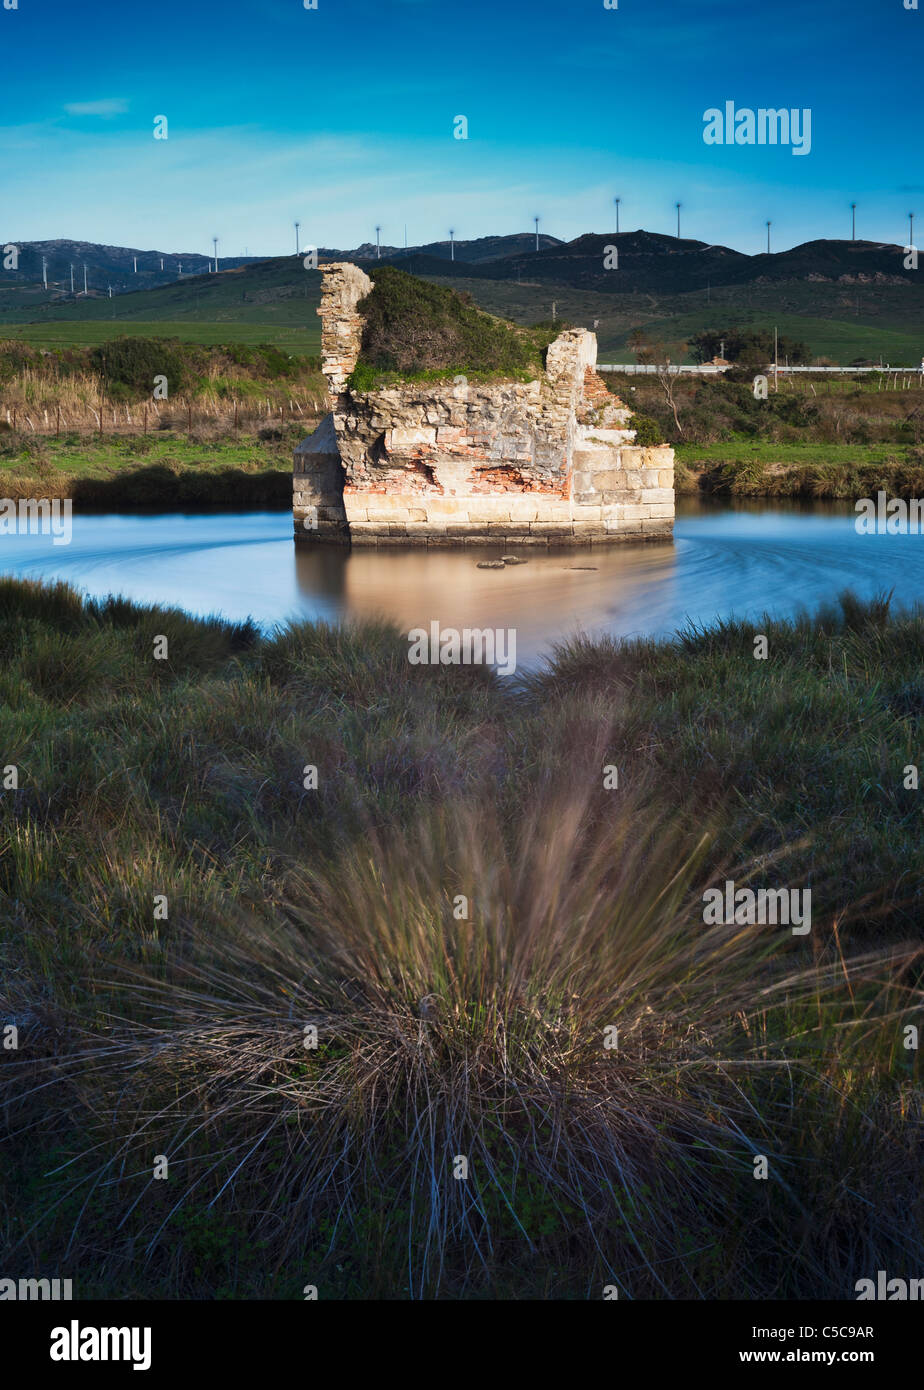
[[354, 265, 546, 379], [89, 336, 189, 398], [630, 412, 664, 445]]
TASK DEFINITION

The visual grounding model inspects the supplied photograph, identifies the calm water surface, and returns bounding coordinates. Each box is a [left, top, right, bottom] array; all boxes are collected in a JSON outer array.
[[3, 498, 923, 667]]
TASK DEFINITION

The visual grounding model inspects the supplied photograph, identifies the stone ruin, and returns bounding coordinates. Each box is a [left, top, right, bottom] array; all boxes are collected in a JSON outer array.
[[293, 262, 674, 546]]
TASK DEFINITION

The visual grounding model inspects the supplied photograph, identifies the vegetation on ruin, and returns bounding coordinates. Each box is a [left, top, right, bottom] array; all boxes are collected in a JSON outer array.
[[1, 578, 922, 1297], [348, 266, 567, 388]]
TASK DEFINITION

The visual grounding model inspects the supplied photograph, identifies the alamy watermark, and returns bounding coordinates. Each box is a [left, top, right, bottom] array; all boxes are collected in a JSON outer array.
[[0, 1276, 72, 1300], [702, 879, 812, 935], [855, 491, 924, 533], [703, 102, 812, 156], [407, 621, 517, 677], [855, 1271, 924, 1299], [0, 498, 72, 545]]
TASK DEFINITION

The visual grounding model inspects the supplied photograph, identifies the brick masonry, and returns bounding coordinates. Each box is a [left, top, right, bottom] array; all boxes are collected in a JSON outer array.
[[294, 262, 674, 546]]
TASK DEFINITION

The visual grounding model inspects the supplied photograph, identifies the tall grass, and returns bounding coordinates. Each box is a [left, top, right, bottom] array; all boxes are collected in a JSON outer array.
[[0, 580, 921, 1297]]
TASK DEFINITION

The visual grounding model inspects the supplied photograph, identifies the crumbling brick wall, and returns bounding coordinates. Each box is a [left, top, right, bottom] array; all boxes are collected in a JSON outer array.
[[293, 261, 674, 545]]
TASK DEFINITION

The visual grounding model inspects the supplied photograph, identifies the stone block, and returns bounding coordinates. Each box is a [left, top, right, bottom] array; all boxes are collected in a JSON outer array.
[[507, 497, 541, 521], [387, 426, 437, 448], [366, 507, 411, 523]]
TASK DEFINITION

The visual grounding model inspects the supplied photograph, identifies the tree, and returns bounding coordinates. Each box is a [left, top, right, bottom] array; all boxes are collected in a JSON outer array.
[[688, 329, 812, 366]]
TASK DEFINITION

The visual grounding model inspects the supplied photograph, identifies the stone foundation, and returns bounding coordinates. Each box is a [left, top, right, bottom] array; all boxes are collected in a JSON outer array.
[[294, 262, 674, 546]]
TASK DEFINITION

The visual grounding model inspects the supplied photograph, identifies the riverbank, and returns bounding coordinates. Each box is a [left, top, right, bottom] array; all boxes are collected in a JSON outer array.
[[676, 442, 924, 498], [3, 429, 922, 511], [0, 430, 304, 507], [1, 578, 921, 1298], [618, 370, 924, 499]]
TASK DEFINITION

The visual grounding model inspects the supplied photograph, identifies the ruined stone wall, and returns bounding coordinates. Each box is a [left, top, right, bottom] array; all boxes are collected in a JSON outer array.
[[294, 261, 674, 545]]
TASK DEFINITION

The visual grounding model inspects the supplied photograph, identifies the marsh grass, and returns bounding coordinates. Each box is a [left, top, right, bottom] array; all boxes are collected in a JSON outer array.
[[0, 580, 921, 1297]]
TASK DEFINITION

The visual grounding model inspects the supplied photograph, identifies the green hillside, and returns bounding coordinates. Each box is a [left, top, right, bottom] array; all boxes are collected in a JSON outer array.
[[0, 259, 323, 353], [2, 245, 922, 364]]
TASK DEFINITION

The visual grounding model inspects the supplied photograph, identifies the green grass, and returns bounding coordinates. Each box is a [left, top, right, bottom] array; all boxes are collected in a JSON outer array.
[[0, 260, 323, 353], [6, 252, 923, 362], [0, 579, 921, 1298], [0, 431, 301, 507], [1, 320, 321, 352], [677, 440, 917, 466], [430, 275, 924, 365]]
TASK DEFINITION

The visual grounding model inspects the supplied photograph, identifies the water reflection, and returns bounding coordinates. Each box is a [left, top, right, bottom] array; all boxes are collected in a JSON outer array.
[[1, 497, 922, 669]]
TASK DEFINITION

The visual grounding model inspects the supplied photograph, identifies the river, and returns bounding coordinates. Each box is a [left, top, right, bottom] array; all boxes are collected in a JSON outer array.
[[2, 498, 922, 667]]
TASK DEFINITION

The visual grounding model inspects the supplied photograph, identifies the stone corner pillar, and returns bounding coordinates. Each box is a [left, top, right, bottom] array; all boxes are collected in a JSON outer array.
[[316, 261, 374, 403]]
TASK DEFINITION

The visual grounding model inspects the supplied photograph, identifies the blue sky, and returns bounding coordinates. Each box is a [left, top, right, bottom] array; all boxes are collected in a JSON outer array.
[[1, 0, 922, 256]]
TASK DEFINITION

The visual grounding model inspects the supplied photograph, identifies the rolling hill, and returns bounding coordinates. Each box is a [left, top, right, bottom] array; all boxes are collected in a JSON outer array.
[[1, 231, 921, 364]]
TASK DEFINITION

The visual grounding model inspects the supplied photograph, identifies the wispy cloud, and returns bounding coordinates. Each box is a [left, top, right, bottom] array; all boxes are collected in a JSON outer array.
[[63, 98, 129, 118]]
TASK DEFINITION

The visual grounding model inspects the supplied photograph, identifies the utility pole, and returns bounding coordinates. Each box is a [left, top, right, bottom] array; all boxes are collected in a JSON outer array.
[[766, 220, 771, 254], [676, 201, 682, 238], [375, 225, 381, 259], [294, 221, 300, 255], [449, 228, 455, 261], [614, 196, 620, 235], [534, 215, 540, 251], [851, 202, 856, 241]]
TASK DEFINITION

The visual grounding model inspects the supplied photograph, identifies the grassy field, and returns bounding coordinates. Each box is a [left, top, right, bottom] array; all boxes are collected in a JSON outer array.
[[2, 254, 922, 363], [0, 320, 321, 352], [0, 431, 303, 507], [442, 276, 924, 365], [0, 260, 323, 353], [0, 579, 921, 1298], [677, 441, 919, 466]]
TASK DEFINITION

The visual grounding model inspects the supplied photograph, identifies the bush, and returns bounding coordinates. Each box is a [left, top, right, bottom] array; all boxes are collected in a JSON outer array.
[[89, 337, 189, 398], [630, 412, 664, 445], [354, 265, 547, 380]]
